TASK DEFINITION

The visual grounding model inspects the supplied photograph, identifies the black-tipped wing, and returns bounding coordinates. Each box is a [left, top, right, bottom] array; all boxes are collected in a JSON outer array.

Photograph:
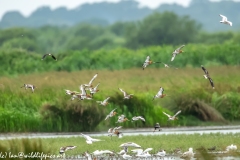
[[208, 77, 214, 89], [201, 65, 209, 75], [51, 54, 57, 61]]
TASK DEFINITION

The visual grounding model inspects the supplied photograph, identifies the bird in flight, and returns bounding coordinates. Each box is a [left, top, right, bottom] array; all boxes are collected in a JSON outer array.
[[42, 53, 57, 61], [171, 45, 185, 61], [163, 110, 181, 121], [201, 65, 215, 89], [142, 56, 161, 70], [219, 14, 232, 26], [153, 87, 168, 100]]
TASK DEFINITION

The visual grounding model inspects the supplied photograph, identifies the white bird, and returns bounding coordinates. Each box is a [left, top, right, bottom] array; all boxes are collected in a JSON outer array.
[[83, 152, 92, 160], [219, 14, 232, 26], [65, 90, 79, 96], [153, 87, 167, 100], [122, 153, 132, 159], [21, 84, 37, 93], [142, 56, 161, 70], [171, 45, 185, 61], [116, 115, 129, 123], [89, 83, 100, 96], [160, 62, 178, 69], [108, 126, 123, 138], [131, 116, 145, 122], [84, 73, 98, 89], [92, 150, 113, 156], [163, 110, 181, 121], [78, 85, 92, 100], [181, 148, 194, 159], [226, 144, 237, 152], [119, 88, 134, 99], [118, 146, 128, 155], [120, 142, 141, 148], [80, 133, 103, 144], [59, 146, 77, 154], [97, 97, 110, 106], [133, 148, 152, 158], [105, 108, 118, 120], [154, 150, 166, 157]]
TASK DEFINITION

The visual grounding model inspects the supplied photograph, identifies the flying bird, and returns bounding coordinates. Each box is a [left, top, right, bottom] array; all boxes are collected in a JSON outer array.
[[42, 53, 57, 61], [219, 14, 232, 26], [131, 116, 145, 122], [171, 45, 185, 61], [97, 97, 110, 106], [116, 115, 129, 123], [142, 56, 160, 70], [80, 133, 103, 144], [120, 142, 141, 148], [59, 146, 77, 154], [105, 108, 117, 120], [89, 83, 100, 96], [84, 73, 98, 89], [21, 84, 36, 93], [201, 65, 215, 89], [163, 110, 181, 121], [160, 62, 178, 69], [119, 88, 133, 99], [153, 87, 167, 100], [108, 126, 123, 139]]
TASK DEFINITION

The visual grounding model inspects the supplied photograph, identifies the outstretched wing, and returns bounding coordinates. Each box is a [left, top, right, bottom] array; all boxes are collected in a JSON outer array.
[[119, 88, 127, 96], [109, 108, 117, 114], [50, 54, 57, 61], [103, 97, 110, 103], [156, 87, 164, 97], [89, 74, 98, 85], [142, 56, 150, 69], [201, 65, 209, 75], [42, 53, 49, 60], [173, 110, 181, 118], [163, 112, 171, 118], [80, 85, 87, 95], [219, 14, 227, 21], [171, 54, 176, 61], [208, 77, 215, 89], [176, 45, 185, 51], [94, 83, 100, 89]]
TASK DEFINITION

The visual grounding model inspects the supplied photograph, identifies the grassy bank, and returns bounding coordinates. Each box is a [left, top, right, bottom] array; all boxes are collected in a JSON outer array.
[[0, 66, 240, 132], [0, 133, 239, 158]]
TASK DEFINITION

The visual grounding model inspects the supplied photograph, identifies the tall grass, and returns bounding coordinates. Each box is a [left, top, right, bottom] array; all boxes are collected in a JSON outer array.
[[0, 66, 239, 132]]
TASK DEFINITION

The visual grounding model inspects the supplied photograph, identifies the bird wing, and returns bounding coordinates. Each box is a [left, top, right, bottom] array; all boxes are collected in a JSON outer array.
[[103, 97, 110, 103], [94, 83, 100, 90], [80, 85, 87, 95], [171, 54, 176, 61], [89, 74, 98, 85], [173, 110, 181, 118], [119, 88, 127, 96], [175, 45, 185, 51], [219, 14, 227, 21], [114, 126, 122, 130], [143, 148, 153, 153], [163, 112, 171, 118], [42, 53, 49, 60], [81, 133, 92, 140], [156, 87, 164, 97], [107, 128, 113, 133], [145, 56, 150, 62], [50, 54, 57, 60], [208, 77, 215, 89], [109, 108, 117, 115], [105, 115, 110, 120], [201, 65, 209, 75]]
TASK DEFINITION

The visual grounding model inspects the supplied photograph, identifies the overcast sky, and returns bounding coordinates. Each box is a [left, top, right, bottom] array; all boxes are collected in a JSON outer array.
[[0, 0, 239, 20]]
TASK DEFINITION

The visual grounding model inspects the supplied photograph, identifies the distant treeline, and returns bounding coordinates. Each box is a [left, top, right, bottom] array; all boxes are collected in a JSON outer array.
[[0, 43, 239, 76], [0, 12, 239, 55]]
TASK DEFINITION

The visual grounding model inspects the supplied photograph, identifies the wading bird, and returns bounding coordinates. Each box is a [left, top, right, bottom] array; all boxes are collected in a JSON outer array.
[[84, 73, 98, 89], [153, 87, 167, 100], [89, 83, 100, 96], [131, 116, 145, 122], [119, 88, 133, 99], [59, 146, 77, 154], [163, 110, 181, 121], [97, 97, 110, 106], [105, 108, 117, 120], [78, 85, 92, 100], [154, 150, 166, 157], [171, 45, 185, 61], [153, 123, 162, 132], [201, 65, 215, 89], [181, 148, 194, 159], [116, 115, 129, 123], [42, 53, 57, 61], [219, 14, 232, 26], [142, 56, 160, 70], [21, 84, 36, 93], [80, 133, 103, 144]]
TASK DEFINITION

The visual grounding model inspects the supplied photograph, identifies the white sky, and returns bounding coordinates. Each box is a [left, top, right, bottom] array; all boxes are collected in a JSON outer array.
[[0, 0, 191, 20], [0, 0, 239, 20]]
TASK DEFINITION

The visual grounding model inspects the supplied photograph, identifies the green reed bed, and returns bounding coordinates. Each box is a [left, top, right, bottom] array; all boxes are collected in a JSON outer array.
[[0, 66, 239, 132]]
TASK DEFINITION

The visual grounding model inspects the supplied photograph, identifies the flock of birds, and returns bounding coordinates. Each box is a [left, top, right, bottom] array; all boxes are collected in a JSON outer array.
[[18, 14, 236, 159]]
